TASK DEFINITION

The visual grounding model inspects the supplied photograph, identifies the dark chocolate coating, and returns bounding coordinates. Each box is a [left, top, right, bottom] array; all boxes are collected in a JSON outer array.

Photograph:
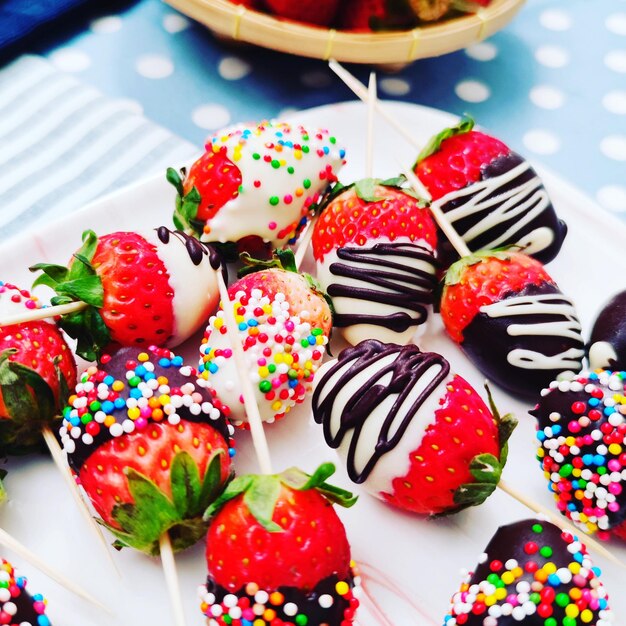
[[444, 519, 611, 625], [461, 282, 584, 399], [436, 151, 567, 268], [156, 226, 221, 269], [203, 573, 355, 625], [11, 587, 44, 625], [326, 242, 438, 333], [588, 289, 626, 370], [65, 346, 230, 471], [312, 340, 449, 483]]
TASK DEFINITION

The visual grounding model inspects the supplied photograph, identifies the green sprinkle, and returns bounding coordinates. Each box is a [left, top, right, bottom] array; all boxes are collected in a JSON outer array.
[[271, 159, 280, 169], [89, 400, 101, 411], [268, 364, 276, 374], [252, 153, 261, 160], [598, 466, 608, 475], [128, 376, 141, 387], [238, 184, 244, 193], [578, 479, 588, 489], [545, 619, 557, 626], [303, 178, 311, 189], [486, 573, 499, 585], [529, 592, 541, 605], [287, 166, 295, 174], [295, 616, 308, 626], [312, 327, 323, 336], [329, 136, 336, 144], [259, 381, 272, 393], [288, 369, 298, 379], [269, 196, 280, 206], [222, 616, 232, 625], [302, 145, 310, 153], [555, 593, 569, 607], [563, 617, 576, 626], [80, 413, 93, 425], [559, 464, 573, 478], [532, 523, 543, 534], [540, 546, 553, 558], [300, 339, 309, 347]]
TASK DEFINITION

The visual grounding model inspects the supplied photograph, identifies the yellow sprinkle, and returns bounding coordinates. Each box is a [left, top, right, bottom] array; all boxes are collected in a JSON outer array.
[[127, 407, 140, 420], [112, 380, 125, 392], [335, 581, 349, 595], [138, 352, 149, 362]]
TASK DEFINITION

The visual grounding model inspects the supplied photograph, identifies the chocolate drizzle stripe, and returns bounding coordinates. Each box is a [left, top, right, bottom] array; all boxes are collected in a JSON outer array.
[[312, 340, 449, 483], [325, 242, 437, 332], [156, 226, 221, 269]]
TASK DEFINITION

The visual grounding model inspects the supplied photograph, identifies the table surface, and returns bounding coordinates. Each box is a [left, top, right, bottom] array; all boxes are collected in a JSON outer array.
[[35, 0, 626, 221]]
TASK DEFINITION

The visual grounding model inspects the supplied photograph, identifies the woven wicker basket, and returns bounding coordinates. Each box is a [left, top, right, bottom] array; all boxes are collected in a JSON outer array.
[[165, 0, 526, 65]]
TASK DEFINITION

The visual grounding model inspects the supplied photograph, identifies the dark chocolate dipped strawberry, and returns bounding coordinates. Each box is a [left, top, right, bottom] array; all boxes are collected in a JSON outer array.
[[30, 228, 220, 361], [312, 177, 439, 346], [440, 250, 585, 399], [312, 339, 517, 515], [0, 281, 77, 456], [168, 120, 346, 252], [0, 558, 52, 626], [588, 290, 626, 371], [415, 117, 567, 269], [199, 463, 360, 626], [60, 345, 234, 555], [443, 519, 614, 625], [531, 370, 626, 540]]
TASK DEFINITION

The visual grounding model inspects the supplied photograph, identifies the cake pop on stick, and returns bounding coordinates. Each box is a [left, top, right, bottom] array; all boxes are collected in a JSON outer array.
[[443, 518, 614, 625], [5, 228, 221, 361], [588, 290, 626, 371], [199, 250, 331, 427], [59, 345, 235, 626], [167, 119, 346, 255]]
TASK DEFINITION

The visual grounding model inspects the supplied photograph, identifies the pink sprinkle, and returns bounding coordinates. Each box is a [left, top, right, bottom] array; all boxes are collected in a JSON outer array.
[[223, 349, 233, 358], [268, 221, 277, 230], [242, 609, 255, 620], [283, 195, 293, 205], [25, 300, 37, 309], [285, 320, 295, 332], [608, 502, 620, 512], [135, 417, 148, 430], [608, 459, 621, 472], [140, 407, 152, 418], [609, 483, 622, 495], [271, 378, 281, 389], [34, 602, 46, 614]]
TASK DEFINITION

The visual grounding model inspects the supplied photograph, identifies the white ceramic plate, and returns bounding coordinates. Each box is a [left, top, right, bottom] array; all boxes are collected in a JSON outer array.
[[1, 101, 625, 626]]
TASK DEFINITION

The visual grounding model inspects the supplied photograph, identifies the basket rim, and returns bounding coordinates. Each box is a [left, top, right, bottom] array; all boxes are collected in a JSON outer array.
[[165, 0, 527, 64]]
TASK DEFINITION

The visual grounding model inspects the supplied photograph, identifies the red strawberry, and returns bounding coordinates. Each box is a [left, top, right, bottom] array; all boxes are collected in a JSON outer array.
[[337, 0, 416, 31], [168, 120, 346, 252], [312, 340, 516, 516], [31, 227, 220, 361], [440, 250, 585, 398], [0, 281, 77, 456], [61, 346, 234, 555], [312, 178, 438, 346], [199, 250, 331, 425], [264, 0, 339, 26], [414, 116, 567, 267], [200, 463, 360, 624]]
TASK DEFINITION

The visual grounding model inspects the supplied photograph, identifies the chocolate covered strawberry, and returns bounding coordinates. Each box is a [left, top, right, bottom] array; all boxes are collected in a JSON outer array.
[[312, 339, 517, 515], [169, 120, 346, 252], [312, 178, 438, 346], [0, 558, 53, 626], [531, 369, 626, 540], [264, 0, 339, 26], [31, 227, 220, 361], [199, 463, 360, 625], [440, 250, 585, 399], [0, 281, 76, 455], [444, 519, 614, 625], [338, 0, 416, 31], [60, 345, 234, 555], [199, 250, 331, 426], [415, 117, 567, 268], [588, 290, 626, 371]]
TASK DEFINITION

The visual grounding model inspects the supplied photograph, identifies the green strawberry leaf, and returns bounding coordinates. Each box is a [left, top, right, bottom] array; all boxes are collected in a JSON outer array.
[[59, 307, 110, 362], [29, 263, 69, 286], [354, 178, 383, 203], [469, 453, 502, 484], [483, 383, 517, 468], [443, 249, 512, 287], [204, 474, 254, 520], [54, 276, 103, 307], [170, 451, 202, 518], [281, 464, 358, 508], [453, 482, 498, 507], [166, 167, 184, 197], [243, 475, 283, 533], [198, 452, 229, 517], [75, 229, 99, 263], [416, 115, 475, 164], [238, 249, 298, 277], [0, 350, 19, 385]]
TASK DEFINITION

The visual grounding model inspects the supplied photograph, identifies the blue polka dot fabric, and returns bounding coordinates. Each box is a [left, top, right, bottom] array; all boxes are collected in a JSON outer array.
[[28, 0, 626, 220]]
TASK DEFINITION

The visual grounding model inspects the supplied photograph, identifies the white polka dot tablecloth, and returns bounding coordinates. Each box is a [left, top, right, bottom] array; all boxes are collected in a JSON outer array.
[[36, 0, 626, 218]]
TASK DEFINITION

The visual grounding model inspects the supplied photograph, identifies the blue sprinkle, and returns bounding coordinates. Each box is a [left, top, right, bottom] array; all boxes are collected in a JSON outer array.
[[172, 356, 184, 367], [604, 406, 616, 415], [594, 454, 605, 466], [103, 375, 115, 386], [238, 322, 247, 331], [339, 149, 346, 158], [198, 364, 205, 373], [323, 146, 329, 154], [144, 371, 156, 380], [248, 319, 258, 327], [548, 573, 561, 587], [208, 363, 218, 374], [33, 594, 43, 601], [574, 551, 584, 563], [552, 424, 562, 435], [69, 417, 80, 427], [308, 336, 316, 345], [130, 388, 143, 399], [600, 599, 608, 609], [589, 397, 600, 406], [288, 379, 298, 388], [159, 357, 172, 368], [114, 398, 126, 409], [17, 577, 26, 588], [568, 503, 577, 511], [101, 400, 114, 414], [228, 447, 236, 457], [592, 566, 602, 576], [536, 431, 546, 441], [582, 454, 594, 465], [135, 365, 146, 377], [38, 616, 50, 626]]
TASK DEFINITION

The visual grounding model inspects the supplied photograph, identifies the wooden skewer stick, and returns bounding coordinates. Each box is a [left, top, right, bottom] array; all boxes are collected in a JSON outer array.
[[0, 526, 110, 612], [365, 72, 377, 180], [295, 70, 379, 271], [0, 301, 87, 328], [402, 167, 470, 257], [159, 532, 187, 626], [215, 270, 273, 475], [328, 60, 422, 152], [498, 479, 626, 570], [41, 426, 121, 578]]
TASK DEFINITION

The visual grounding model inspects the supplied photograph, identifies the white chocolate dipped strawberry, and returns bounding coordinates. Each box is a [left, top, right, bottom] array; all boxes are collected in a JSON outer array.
[[312, 178, 438, 346], [169, 120, 346, 251]]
